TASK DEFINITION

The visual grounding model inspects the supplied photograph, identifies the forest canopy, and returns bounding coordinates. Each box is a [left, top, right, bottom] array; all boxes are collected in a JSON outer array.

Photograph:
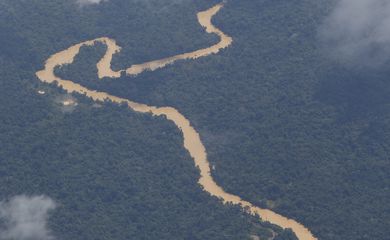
[[1, 0, 389, 240]]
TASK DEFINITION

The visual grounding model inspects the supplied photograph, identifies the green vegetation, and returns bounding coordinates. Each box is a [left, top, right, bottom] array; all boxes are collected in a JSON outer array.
[[0, 0, 298, 239], [62, 0, 390, 240], [0, 75, 280, 239], [2, 0, 390, 239]]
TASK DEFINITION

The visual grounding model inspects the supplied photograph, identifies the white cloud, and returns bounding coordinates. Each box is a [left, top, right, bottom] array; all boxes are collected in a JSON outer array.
[[0, 195, 56, 240], [319, 0, 390, 67]]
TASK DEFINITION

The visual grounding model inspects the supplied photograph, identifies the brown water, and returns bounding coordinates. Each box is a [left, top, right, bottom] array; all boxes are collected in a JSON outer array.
[[36, 3, 317, 240]]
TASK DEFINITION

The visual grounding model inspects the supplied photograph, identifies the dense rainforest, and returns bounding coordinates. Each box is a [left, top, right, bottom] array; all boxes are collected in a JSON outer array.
[[2, 0, 390, 239], [0, 0, 299, 239], [55, 0, 390, 240]]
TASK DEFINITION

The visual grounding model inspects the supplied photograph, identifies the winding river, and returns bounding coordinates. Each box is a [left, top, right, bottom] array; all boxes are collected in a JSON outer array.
[[36, 3, 317, 240]]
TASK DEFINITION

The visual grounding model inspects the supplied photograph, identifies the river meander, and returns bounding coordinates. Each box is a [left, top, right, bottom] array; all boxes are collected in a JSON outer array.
[[36, 3, 317, 240]]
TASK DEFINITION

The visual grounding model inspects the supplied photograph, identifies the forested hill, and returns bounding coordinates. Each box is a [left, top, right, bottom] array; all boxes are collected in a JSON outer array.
[[54, 0, 390, 240], [0, 0, 299, 239]]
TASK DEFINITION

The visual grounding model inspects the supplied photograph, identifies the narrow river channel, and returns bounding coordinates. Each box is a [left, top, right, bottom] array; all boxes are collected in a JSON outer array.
[[36, 3, 317, 240]]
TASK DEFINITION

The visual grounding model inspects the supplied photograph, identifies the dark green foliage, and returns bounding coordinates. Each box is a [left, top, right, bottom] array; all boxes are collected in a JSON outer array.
[[0, 0, 219, 69], [274, 230, 298, 240], [3, 0, 390, 239], [0, 0, 297, 239], [72, 0, 390, 240], [0, 83, 272, 239]]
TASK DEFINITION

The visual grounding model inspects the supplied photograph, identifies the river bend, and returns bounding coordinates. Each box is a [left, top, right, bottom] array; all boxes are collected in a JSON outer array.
[[36, 3, 317, 240]]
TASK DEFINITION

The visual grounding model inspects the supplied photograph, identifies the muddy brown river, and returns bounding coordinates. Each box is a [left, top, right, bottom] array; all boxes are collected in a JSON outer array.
[[36, 3, 317, 240]]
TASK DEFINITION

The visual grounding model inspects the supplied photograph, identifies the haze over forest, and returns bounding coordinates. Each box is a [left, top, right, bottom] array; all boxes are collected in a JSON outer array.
[[0, 0, 389, 240]]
